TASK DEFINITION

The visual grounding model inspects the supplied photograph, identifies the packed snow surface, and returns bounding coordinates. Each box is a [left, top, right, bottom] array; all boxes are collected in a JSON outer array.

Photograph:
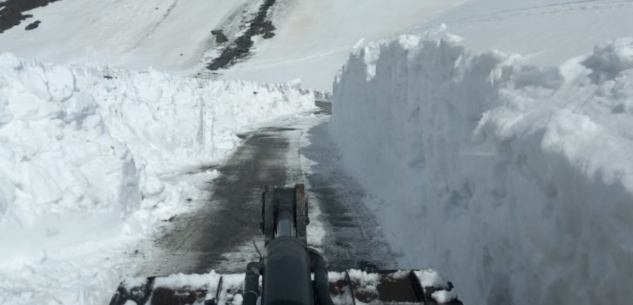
[[0, 53, 315, 305], [330, 31, 633, 305]]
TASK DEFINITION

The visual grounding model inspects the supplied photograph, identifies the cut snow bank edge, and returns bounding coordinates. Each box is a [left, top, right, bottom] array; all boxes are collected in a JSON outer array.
[[0, 53, 315, 305], [330, 35, 633, 305]]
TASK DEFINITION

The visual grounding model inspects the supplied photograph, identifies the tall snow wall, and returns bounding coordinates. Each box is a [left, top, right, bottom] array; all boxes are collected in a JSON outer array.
[[0, 53, 314, 305], [330, 35, 633, 305], [0, 52, 314, 233]]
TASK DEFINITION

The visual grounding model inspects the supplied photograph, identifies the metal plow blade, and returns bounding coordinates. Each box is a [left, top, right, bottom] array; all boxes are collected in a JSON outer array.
[[109, 272, 245, 305], [109, 270, 462, 305], [329, 270, 462, 305]]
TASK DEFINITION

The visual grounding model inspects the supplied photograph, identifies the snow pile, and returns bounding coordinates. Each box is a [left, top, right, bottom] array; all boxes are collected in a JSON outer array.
[[330, 35, 633, 305], [584, 38, 633, 82], [0, 52, 314, 230], [0, 53, 314, 305], [414, 270, 458, 303]]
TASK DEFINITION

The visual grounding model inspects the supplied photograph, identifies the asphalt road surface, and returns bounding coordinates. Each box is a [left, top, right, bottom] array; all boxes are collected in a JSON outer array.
[[145, 105, 395, 276]]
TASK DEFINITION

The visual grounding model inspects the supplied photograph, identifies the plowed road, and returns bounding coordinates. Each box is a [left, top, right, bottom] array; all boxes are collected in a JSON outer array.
[[143, 104, 395, 275]]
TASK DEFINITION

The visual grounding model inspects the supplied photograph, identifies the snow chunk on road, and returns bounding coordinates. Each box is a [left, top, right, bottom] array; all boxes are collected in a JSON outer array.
[[330, 35, 633, 305], [414, 270, 448, 289], [432, 289, 458, 303], [584, 38, 633, 82], [153, 272, 221, 288]]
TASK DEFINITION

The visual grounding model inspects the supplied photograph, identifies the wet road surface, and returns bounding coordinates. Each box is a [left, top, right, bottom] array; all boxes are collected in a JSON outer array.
[[145, 107, 395, 275]]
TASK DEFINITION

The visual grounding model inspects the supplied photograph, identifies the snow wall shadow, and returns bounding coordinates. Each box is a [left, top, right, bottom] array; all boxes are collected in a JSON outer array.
[[301, 120, 397, 271]]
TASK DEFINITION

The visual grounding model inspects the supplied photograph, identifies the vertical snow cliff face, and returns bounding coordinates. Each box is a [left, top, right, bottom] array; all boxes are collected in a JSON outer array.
[[330, 36, 633, 305], [0, 53, 315, 305], [0, 52, 314, 235], [0, 54, 138, 226]]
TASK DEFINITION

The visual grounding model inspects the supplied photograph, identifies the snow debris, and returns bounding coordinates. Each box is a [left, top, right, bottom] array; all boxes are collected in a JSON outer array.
[[153, 272, 220, 288], [346, 269, 380, 284], [122, 277, 148, 290], [414, 270, 448, 289], [584, 38, 633, 82], [330, 33, 633, 305], [432, 289, 458, 303], [215, 274, 245, 303], [326, 272, 346, 282]]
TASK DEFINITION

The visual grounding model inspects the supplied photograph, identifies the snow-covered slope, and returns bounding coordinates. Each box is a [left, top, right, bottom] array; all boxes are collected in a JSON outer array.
[[330, 12, 633, 305], [0, 0, 464, 91], [223, 0, 466, 91], [0, 53, 315, 305], [0, 0, 253, 71], [0, 0, 466, 91], [412, 0, 633, 68]]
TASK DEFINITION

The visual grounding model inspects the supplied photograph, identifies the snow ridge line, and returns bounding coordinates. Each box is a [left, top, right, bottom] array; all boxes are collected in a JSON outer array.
[[447, 0, 633, 26]]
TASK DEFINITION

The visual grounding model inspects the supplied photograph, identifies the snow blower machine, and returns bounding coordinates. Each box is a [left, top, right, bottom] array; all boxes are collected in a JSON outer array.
[[109, 184, 462, 305]]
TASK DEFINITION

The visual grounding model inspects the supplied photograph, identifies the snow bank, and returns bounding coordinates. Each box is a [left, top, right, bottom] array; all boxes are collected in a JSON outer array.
[[0, 52, 314, 230], [330, 35, 633, 305], [0, 53, 314, 305]]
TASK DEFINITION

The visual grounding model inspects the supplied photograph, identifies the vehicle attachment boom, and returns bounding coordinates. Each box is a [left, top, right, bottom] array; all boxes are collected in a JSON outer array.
[[110, 184, 462, 305]]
